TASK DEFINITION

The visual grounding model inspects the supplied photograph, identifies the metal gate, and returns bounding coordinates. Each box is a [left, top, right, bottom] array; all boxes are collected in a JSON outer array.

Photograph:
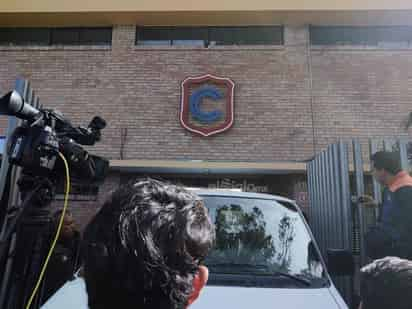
[[0, 79, 41, 309], [307, 138, 410, 308]]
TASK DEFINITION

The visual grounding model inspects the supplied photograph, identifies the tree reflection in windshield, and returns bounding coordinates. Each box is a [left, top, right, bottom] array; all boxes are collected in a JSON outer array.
[[204, 196, 325, 281], [214, 204, 276, 265], [277, 215, 296, 272]]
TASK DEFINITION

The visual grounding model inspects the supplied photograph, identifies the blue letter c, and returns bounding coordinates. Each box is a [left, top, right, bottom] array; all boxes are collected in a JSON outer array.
[[189, 86, 224, 124]]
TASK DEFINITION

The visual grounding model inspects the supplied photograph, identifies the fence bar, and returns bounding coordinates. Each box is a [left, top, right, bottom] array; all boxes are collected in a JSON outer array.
[[353, 140, 367, 266], [331, 144, 343, 248], [312, 159, 319, 241], [398, 139, 409, 172], [308, 162, 315, 232], [326, 146, 334, 250], [369, 140, 381, 221], [339, 141, 352, 251], [339, 141, 353, 307], [0, 79, 29, 309], [318, 152, 325, 254], [326, 146, 335, 248]]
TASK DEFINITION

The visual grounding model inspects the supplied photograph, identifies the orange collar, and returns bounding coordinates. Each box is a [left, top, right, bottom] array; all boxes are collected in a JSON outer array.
[[388, 171, 412, 192]]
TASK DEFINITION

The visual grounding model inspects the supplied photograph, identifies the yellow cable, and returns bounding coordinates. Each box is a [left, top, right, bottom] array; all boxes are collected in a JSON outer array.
[[25, 152, 71, 309]]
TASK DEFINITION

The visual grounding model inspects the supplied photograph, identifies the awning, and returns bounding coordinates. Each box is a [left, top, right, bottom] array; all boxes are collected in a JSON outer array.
[[109, 160, 306, 175]]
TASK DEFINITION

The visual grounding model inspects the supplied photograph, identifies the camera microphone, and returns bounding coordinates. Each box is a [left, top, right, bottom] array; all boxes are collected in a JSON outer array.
[[0, 90, 41, 121]]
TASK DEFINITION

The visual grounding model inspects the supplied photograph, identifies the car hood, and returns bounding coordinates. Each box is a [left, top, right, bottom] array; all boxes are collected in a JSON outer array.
[[191, 286, 346, 309]]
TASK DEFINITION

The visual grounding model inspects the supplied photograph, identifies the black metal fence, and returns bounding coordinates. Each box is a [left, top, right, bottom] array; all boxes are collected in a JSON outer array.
[[0, 79, 41, 309], [307, 138, 410, 308]]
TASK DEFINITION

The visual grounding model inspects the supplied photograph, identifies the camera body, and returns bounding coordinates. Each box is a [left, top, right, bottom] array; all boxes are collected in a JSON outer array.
[[0, 81, 110, 309], [0, 90, 109, 184], [8, 125, 59, 175]]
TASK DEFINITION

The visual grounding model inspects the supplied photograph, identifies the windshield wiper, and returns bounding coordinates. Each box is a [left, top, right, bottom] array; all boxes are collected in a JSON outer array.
[[207, 263, 268, 269], [272, 271, 311, 286], [208, 263, 312, 286]]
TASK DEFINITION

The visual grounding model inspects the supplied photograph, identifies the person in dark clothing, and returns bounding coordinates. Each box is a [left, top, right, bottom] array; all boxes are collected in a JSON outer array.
[[360, 151, 412, 259], [42, 210, 82, 303], [359, 257, 412, 309], [82, 178, 215, 309]]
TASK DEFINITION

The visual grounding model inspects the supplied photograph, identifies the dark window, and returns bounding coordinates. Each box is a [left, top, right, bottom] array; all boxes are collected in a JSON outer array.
[[0, 28, 50, 46], [137, 27, 172, 45], [78, 28, 112, 45], [51, 27, 112, 45], [136, 26, 283, 46], [0, 27, 112, 46], [51, 28, 80, 45], [209, 26, 283, 45], [310, 26, 412, 46], [170, 27, 208, 46], [137, 27, 208, 46]]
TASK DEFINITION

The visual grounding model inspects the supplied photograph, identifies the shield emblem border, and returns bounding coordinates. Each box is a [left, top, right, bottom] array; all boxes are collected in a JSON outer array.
[[180, 74, 235, 137]]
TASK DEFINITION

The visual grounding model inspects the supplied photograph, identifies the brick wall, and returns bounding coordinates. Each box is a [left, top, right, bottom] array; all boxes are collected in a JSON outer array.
[[1, 25, 411, 162], [2, 25, 412, 227], [0, 25, 314, 162], [50, 172, 120, 231], [311, 48, 412, 151]]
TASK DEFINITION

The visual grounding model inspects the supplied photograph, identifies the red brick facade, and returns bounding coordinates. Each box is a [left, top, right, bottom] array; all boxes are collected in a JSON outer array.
[[1, 25, 411, 228]]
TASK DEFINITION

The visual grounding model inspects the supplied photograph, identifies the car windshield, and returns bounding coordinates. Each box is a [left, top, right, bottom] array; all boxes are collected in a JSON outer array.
[[202, 195, 325, 283], [0, 136, 4, 156]]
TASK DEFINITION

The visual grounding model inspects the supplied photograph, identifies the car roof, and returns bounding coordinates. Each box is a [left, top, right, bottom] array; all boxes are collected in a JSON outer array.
[[192, 189, 296, 204]]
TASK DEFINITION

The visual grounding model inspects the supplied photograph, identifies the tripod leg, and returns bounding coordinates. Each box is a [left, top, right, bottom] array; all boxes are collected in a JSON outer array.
[[5, 209, 51, 309], [0, 234, 17, 309], [23, 216, 51, 308]]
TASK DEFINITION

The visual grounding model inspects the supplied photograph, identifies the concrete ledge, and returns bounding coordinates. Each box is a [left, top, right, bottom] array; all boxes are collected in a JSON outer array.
[[133, 45, 285, 51], [311, 45, 412, 51], [110, 159, 307, 175]]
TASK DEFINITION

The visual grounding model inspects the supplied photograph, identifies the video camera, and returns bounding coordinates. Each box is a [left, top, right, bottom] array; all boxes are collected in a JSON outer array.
[[0, 80, 109, 309], [0, 90, 108, 183]]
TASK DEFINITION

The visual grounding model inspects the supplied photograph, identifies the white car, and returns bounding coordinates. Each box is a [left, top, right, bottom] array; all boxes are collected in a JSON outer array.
[[42, 190, 351, 309], [191, 190, 349, 309]]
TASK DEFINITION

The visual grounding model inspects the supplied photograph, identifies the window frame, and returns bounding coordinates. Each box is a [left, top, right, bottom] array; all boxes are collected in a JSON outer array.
[[310, 26, 412, 46], [136, 26, 284, 47], [0, 27, 112, 46]]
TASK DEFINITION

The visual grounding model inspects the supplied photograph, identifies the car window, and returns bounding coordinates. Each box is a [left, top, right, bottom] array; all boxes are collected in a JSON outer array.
[[0, 136, 5, 156], [202, 196, 325, 283]]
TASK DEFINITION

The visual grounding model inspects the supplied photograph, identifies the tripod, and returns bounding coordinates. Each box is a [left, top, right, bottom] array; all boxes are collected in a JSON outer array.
[[0, 77, 106, 309], [0, 78, 53, 309], [0, 173, 55, 309]]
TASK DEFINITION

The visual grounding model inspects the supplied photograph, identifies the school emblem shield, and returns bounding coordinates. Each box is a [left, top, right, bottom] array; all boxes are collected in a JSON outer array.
[[180, 74, 235, 137]]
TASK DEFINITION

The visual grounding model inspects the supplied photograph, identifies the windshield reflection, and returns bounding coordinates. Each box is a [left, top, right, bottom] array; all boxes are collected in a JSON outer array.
[[203, 196, 325, 281]]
